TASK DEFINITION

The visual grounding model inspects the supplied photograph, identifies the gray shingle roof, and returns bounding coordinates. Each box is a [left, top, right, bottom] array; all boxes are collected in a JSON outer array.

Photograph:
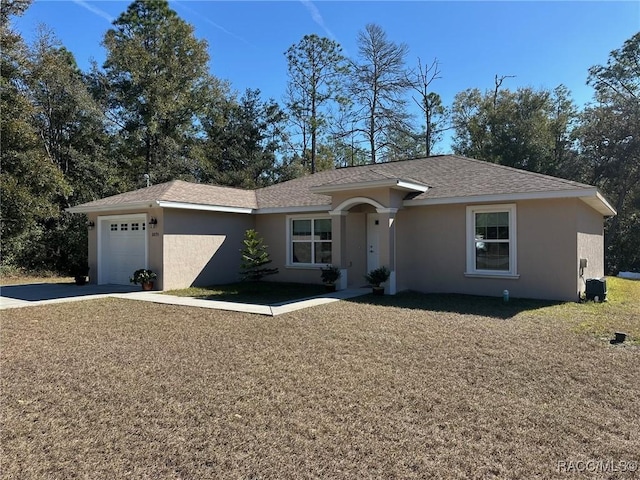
[[71, 180, 257, 210], [69, 155, 606, 213], [255, 155, 596, 208]]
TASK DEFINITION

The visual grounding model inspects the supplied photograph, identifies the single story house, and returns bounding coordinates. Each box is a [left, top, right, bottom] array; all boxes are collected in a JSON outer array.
[[68, 155, 616, 301]]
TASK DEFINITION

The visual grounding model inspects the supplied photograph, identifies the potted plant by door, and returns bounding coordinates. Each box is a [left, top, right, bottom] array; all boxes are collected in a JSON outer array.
[[364, 266, 390, 295], [130, 269, 157, 291], [320, 265, 342, 292]]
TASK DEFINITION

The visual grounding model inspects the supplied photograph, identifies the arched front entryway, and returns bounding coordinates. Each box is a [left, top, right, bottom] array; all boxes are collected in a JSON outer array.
[[329, 197, 398, 295], [310, 177, 429, 295]]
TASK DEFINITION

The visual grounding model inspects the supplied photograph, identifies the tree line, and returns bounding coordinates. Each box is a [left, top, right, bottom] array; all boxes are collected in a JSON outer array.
[[1, 0, 638, 274]]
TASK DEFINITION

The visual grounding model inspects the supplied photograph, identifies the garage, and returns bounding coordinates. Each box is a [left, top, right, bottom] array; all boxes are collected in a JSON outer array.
[[98, 214, 148, 285]]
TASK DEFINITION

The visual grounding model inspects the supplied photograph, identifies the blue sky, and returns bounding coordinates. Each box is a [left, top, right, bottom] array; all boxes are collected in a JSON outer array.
[[12, 1, 640, 152]]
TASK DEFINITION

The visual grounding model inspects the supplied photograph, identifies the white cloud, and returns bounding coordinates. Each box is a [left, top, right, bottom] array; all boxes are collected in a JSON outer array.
[[172, 0, 253, 47], [300, 0, 336, 41], [71, 0, 114, 23]]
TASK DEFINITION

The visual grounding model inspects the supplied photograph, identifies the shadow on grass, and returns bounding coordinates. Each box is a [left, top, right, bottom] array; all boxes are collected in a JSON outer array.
[[344, 290, 564, 320], [164, 281, 329, 306]]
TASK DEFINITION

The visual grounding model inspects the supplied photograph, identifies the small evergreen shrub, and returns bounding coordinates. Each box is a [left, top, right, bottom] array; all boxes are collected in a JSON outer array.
[[239, 229, 279, 282]]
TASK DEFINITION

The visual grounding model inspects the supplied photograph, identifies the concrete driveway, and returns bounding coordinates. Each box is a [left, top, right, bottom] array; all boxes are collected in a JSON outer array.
[[0, 281, 371, 316], [0, 282, 140, 310]]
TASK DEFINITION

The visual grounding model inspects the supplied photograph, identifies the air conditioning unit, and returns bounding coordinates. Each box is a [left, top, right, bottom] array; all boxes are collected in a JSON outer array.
[[585, 278, 607, 302]]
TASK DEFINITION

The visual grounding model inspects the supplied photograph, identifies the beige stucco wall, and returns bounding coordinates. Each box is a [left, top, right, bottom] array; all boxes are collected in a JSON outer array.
[[576, 200, 605, 295], [255, 212, 368, 287], [396, 198, 603, 301], [85, 195, 605, 299], [87, 207, 253, 290], [255, 214, 320, 285], [516, 199, 577, 300], [87, 213, 98, 282], [147, 208, 164, 286], [255, 197, 606, 300], [161, 209, 255, 290], [395, 203, 466, 293]]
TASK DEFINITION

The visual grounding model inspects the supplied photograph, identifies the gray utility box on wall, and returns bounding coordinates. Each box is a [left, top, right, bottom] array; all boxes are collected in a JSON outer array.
[[585, 278, 607, 302]]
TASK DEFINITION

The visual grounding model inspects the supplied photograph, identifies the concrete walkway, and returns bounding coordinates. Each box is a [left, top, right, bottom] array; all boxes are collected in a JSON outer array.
[[0, 283, 370, 316]]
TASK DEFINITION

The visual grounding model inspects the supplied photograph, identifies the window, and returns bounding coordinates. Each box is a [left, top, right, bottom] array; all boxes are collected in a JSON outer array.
[[131, 223, 139, 231], [466, 204, 517, 277], [110, 224, 118, 231], [289, 217, 332, 265], [120, 223, 128, 231]]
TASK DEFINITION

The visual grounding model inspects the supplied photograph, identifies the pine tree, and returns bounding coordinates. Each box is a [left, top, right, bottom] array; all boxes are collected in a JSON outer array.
[[285, 34, 349, 173], [239, 229, 279, 281], [101, 0, 214, 185]]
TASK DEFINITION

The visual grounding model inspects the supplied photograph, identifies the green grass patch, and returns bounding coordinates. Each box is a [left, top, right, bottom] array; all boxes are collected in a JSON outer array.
[[350, 277, 640, 345], [524, 277, 640, 344], [350, 290, 559, 320], [164, 281, 328, 305]]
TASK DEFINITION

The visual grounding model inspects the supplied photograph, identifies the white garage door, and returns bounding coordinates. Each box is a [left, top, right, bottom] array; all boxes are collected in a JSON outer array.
[[99, 216, 147, 285]]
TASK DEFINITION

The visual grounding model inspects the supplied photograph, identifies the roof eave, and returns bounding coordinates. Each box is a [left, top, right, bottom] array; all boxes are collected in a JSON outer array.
[[66, 201, 158, 214], [156, 201, 254, 214], [67, 200, 256, 215], [403, 188, 617, 216], [255, 204, 331, 214], [583, 191, 617, 216], [310, 178, 429, 195]]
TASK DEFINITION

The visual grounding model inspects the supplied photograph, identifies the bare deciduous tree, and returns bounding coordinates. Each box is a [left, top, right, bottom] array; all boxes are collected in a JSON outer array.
[[349, 23, 411, 164], [407, 57, 447, 156]]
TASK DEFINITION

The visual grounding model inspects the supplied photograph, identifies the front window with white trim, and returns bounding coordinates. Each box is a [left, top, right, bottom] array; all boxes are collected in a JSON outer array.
[[289, 217, 332, 265], [466, 204, 517, 276]]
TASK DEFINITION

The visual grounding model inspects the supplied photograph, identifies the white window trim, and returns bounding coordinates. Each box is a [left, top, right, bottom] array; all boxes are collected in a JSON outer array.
[[465, 204, 519, 278], [286, 214, 332, 268]]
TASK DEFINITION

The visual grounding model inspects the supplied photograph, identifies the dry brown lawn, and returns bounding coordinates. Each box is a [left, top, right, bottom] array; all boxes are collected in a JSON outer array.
[[1, 282, 639, 479], [0, 273, 72, 287], [164, 281, 328, 305]]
